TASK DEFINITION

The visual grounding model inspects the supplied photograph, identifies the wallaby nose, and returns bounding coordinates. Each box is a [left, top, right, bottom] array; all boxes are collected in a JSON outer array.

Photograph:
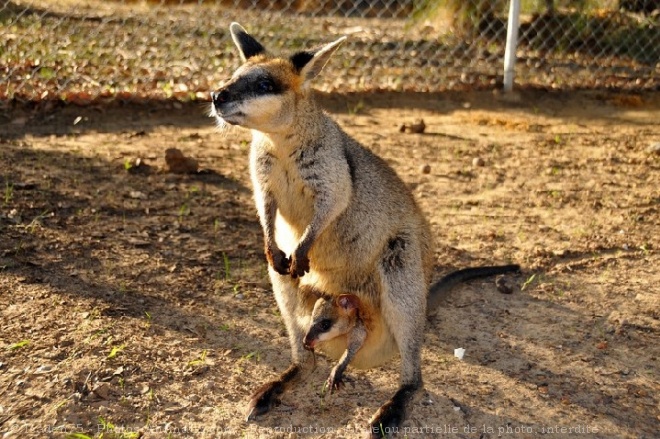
[[211, 90, 229, 107]]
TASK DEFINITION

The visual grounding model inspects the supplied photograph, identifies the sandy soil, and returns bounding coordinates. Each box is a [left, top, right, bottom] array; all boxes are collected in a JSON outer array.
[[1, 90, 658, 438]]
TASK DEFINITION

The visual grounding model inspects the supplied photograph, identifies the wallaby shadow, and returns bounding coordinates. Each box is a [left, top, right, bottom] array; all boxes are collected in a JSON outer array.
[[422, 272, 657, 438], [3, 90, 659, 143]]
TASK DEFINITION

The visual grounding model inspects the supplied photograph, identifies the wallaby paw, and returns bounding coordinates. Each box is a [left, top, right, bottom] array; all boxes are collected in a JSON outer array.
[[289, 253, 310, 278], [265, 246, 290, 276], [245, 381, 281, 421]]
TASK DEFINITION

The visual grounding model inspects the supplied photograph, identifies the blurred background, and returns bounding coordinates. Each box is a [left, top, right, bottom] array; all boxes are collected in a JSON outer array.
[[1, 0, 658, 104]]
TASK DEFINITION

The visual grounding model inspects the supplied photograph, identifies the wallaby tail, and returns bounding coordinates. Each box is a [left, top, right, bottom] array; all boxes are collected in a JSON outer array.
[[427, 264, 520, 315]]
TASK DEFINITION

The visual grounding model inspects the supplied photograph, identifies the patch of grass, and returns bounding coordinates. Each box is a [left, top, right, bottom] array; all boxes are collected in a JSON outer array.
[[95, 416, 141, 439], [242, 351, 260, 362], [177, 203, 191, 222], [25, 210, 50, 234], [347, 98, 365, 115], [222, 252, 231, 280], [521, 273, 537, 292], [3, 179, 12, 206], [188, 349, 208, 367], [107, 344, 126, 360], [8, 339, 30, 350]]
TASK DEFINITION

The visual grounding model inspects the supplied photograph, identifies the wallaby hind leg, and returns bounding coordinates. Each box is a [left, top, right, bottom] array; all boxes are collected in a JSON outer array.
[[368, 244, 427, 438], [246, 270, 312, 420]]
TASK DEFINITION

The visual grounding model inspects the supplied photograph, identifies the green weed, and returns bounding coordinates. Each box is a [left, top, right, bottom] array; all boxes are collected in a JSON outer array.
[[188, 349, 208, 367], [8, 340, 30, 350], [3, 180, 12, 205], [107, 344, 126, 359], [521, 274, 537, 292]]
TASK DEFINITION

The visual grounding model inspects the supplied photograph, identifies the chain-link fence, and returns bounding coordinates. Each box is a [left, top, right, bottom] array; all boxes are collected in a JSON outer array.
[[1, 0, 658, 103]]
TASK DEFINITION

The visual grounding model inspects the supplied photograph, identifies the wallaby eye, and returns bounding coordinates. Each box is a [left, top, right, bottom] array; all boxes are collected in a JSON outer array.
[[257, 80, 274, 93], [318, 319, 332, 332]]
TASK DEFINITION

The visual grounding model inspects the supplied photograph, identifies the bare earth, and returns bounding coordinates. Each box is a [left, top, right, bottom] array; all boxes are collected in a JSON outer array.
[[1, 90, 658, 439]]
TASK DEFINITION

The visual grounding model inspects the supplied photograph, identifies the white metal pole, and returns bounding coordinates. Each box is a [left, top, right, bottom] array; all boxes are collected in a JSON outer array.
[[503, 0, 521, 92]]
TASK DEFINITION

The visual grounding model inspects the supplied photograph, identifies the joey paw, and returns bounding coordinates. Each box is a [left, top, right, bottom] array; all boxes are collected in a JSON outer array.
[[325, 371, 351, 394]]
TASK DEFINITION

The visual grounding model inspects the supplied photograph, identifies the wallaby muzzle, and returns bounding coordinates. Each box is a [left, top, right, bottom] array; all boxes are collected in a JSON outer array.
[[303, 334, 315, 350], [211, 87, 234, 109]]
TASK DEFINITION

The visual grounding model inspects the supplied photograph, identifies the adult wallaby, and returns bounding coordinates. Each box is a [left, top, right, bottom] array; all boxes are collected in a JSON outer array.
[[211, 22, 519, 437]]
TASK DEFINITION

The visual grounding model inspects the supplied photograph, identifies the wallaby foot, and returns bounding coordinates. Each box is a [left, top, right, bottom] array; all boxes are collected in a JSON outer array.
[[245, 363, 300, 421], [367, 383, 419, 438]]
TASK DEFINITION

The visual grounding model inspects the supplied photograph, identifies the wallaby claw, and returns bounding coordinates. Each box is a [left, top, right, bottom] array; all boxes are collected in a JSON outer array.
[[325, 375, 344, 394], [325, 369, 353, 394], [289, 253, 310, 278], [266, 245, 290, 276]]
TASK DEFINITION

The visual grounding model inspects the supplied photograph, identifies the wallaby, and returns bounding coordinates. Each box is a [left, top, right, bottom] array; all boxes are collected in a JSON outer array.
[[304, 293, 367, 394], [211, 22, 519, 437], [303, 266, 521, 396]]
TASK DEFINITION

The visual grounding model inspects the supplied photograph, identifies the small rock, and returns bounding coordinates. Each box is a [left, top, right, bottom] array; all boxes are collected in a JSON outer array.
[[125, 157, 154, 175], [472, 157, 485, 167], [93, 383, 111, 400], [496, 275, 514, 294], [11, 117, 28, 126], [129, 190, 147, 200], [165, 148, 199, 174], [647, 142, 660, 155], [399, 119, 426, 134], [409, 119, 426, 133], [420, 164, 431, 174], [34, 365, 54, 374], [127, 238, 150, 248]]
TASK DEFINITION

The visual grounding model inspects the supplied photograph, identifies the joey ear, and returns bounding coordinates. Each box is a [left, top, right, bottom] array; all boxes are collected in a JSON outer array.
[[229, 22, 266, 62], [337, 294, 360, 312], [291, 36, 347, 83]]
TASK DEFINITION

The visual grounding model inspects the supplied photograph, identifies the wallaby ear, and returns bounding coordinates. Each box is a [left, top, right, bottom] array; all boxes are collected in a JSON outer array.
[[291, 36, 347, 83], [229, 22, 265, 62], [336, 294, 360, 313]]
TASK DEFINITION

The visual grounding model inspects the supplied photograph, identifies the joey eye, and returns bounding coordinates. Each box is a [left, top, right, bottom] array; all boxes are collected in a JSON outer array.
[[318, 319, 332, 332]]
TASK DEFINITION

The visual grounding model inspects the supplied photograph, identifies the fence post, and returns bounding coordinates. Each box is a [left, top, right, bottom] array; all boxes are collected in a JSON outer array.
[[503, 0, 521, 92]]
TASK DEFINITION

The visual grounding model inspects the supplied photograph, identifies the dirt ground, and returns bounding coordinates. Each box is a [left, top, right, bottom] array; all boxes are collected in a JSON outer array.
[[1, 90, 658, 439]]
